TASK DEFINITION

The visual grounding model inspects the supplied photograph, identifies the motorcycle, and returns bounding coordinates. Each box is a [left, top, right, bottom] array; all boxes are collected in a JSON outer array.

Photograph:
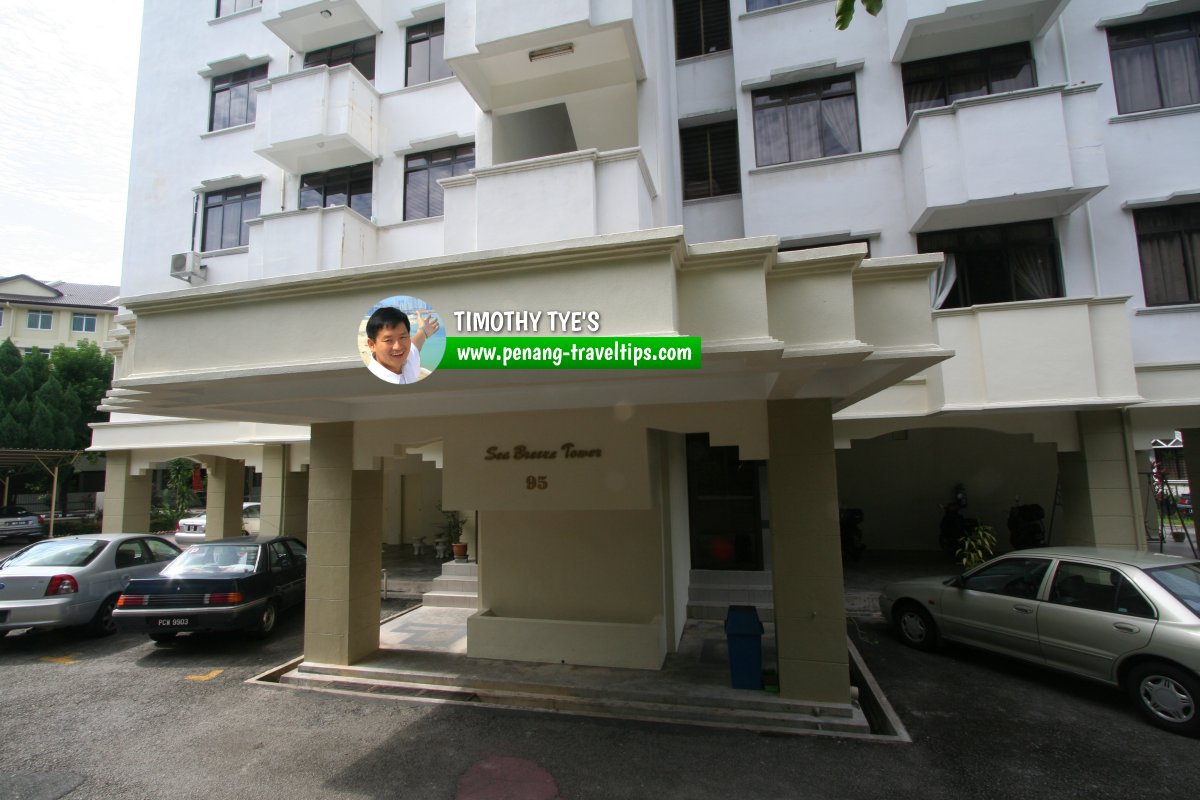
[[1007, 502, 1046, 550], [938, 484, 977, 558], [840, 507, 865, 562]]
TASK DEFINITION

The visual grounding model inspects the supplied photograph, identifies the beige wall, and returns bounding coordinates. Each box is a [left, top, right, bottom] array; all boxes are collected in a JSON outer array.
[[836, 427, 1059, 551]]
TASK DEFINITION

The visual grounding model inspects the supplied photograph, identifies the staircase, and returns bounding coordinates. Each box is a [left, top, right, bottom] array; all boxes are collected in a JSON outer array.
[[686, 569, 774, 622], [421, 561, 479, 609]]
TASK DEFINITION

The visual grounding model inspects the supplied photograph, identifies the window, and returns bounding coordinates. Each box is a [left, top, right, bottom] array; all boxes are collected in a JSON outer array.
[[746, 0, 786, 10], [1134, 203, 1200, 306], [674, 0, 731, 60], [404, 145, 475, 220], [0, 309, 5, 326], [210, 65, 268, 131], [1108, 13, 1200, 114], [902, 43, 1035, 120], [216, 0, 261, 17], [752, 76, 860, 166], [919, 220, 1063, 308], [300, 163, 373, 218], [406, 20, 451, 86], [962, 557, 1052, 599], [680, 122, 740, 200], [145, 538, 180, 563], [1049, 562, 1155, 618], [304, 36, 376, 81], [27, 310, 52, 330], [202, 184, 261, 251], [71, 313, 97, 333]]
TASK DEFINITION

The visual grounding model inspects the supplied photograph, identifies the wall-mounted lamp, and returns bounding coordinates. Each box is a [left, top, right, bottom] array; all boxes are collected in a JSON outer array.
[[528, 43, 573, 62], [320, 9, 332, 18]]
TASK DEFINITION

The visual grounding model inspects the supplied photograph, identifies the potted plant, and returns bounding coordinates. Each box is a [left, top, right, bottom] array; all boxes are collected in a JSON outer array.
[[440, 507, 468, 561]]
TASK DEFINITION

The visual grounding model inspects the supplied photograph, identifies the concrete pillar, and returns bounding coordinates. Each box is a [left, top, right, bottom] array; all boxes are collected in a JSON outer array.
[[1056, 411, 1142, 549], [283, 468, 309, 540], [259, 445, 287, 538], [304, 422, 382, 665], [101, 450, 151, 534], [767, 399, 850, 704], [204, 456, 245, 539], [1182, 428, 1200, 506]]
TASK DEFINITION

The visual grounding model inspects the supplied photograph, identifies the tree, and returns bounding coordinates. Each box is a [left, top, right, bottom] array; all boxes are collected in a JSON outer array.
[[835, 0, 883, 30], [0, 338, 113, 450]]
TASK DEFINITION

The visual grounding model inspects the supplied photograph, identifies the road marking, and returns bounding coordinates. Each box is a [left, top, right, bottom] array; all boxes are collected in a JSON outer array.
[[40, 654, 81, 665], [186, 669, 224, 681]]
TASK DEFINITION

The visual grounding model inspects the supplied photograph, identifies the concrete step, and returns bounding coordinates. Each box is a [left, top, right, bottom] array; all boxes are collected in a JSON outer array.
[[429, 575, 478, 593], [279, 667, 869, 736], [440, 561, 478, 578], [421, 591, 479, 609], [688, 601, 775, 623]]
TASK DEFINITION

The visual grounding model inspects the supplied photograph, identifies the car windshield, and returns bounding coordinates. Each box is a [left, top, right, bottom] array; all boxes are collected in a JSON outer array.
[[1146, 563, 1200, 619], [3, 539, 104, 568], [162, 543, 261, 576]]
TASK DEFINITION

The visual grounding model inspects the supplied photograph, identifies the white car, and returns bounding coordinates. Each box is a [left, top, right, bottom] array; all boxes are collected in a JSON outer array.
[[175, 502, 261, 544]]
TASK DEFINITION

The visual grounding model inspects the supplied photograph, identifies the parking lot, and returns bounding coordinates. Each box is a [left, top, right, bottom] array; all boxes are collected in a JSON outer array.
[[2, 535, 1197, 800]]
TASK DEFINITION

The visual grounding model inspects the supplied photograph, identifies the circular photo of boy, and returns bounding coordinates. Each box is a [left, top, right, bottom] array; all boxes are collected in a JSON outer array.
[[358, 295, 445, 385]]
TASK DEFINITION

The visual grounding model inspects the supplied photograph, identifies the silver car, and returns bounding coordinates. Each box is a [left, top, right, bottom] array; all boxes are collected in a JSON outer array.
[[880, 547, 1200, 736], [0, 534, 181, 636]]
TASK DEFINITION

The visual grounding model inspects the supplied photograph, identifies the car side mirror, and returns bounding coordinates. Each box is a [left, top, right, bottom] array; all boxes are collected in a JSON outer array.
[[945, 575, 965, 589]]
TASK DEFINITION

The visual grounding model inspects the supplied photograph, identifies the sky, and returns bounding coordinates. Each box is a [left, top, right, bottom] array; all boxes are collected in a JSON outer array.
[[0, 1, 143, 288]]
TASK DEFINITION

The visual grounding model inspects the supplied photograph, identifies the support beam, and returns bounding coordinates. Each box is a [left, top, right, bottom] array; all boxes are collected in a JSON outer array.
[[101, 450, 151, 534], [767, 399, 850, 703], [204, 456, 245, 539], [1057, 411, 1143, 548]]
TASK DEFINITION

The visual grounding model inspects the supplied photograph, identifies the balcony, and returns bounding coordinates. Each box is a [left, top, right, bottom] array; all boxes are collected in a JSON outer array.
[[262, 0, 382, 53], [900, 84, 1107, 233], [441, 147, 657, 253], [443, 0, 646, 111], [887, 0, 1070, 63], [929, 297, 1140, 411], [253, 64, 380, 175], [248, 205, 377, 277]]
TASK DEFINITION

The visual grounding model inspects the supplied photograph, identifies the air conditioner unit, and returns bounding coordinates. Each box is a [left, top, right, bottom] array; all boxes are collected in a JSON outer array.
[[169, 251, 206, 283]]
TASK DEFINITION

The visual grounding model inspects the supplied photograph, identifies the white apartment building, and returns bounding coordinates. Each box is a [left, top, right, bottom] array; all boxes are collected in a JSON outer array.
[[94, 0, 1199, 709]]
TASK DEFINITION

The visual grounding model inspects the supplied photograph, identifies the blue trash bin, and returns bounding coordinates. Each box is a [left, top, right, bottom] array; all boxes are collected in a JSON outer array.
[[724, 604, 764, 690]]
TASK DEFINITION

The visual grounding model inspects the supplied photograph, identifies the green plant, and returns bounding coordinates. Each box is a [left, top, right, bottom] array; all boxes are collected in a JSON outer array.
[[956, 523, 996, 570], [438, 507, 466, 543]]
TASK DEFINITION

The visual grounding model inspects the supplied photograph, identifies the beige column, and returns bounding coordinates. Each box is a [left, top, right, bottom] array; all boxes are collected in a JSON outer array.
[[1057, 411, 1142, 548], [767, 399, 850, 703], [204, 456, 245, 539], [304, 422, 382, 665], [259, 445, 287, 538], [1181, 429, 1200, 511], [101, 450, 151, 534], [283, 468, 309, 540]]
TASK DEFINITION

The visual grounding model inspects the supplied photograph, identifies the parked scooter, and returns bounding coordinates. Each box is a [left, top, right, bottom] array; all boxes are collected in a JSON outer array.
[[840, 508, 865, 562], [1007, 501, 1046, 550], [938, 484, 977, 558]]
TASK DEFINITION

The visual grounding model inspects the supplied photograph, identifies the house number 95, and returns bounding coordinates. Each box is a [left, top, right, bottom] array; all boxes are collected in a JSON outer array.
[[526, 475, 548, 490]]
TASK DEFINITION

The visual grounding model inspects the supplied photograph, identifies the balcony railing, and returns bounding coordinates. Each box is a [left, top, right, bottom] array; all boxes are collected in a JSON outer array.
[[442, 147, 657, 253], [253, 64, 380, 175], [248, 205, 377, 277], [900, 84, 1107, 233]]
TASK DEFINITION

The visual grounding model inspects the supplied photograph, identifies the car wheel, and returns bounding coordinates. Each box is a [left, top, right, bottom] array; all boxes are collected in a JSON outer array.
[[252, 600, 279, 639], [149, 632, 178, 644], [894, 601, 939, 651], [85, 594, 119, 637], [1128, 662, 1200, 736]]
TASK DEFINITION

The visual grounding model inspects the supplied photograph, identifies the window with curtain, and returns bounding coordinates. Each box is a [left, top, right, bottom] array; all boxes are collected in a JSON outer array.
[[304, 36, 376, 81], [202, 184, 261, 251], [27, 310, 52, 331], [299, 164, 373, 219], [209, 65, 268, 131], [674, 0, 731, 60], [404, 145, 475, 220], [918, 220, 1063, 308], [406, 20, 452, 86], [216, 0, 261, 17], [902, 43, 1036, 120], [752, 75, 860, 167], [746, 0, 787, 10], [1108, 13, 1200, 114], [1134, 203, 1200, 306], [71, 313, 97, 333], [680, 121, 740, 200]]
